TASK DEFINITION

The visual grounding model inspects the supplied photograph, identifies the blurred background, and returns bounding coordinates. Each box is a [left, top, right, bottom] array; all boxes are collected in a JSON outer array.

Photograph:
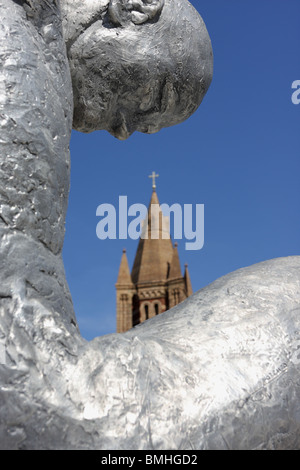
[[63, 0, 300, 340]]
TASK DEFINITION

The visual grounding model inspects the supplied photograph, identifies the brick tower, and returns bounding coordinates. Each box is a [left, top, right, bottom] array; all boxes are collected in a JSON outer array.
[[116, 174, 193, 333]]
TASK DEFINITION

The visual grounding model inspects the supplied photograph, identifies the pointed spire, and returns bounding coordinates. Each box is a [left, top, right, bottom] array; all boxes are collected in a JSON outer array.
[[131, 187, 174, 284], [168, 242, 182, 280], [184, 263, 193, 296], [149, 185, 160, 209], [116, 249, 133, 286]]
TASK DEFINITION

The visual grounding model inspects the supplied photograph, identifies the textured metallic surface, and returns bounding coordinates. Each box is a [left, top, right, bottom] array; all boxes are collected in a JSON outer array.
[[61, 0, 213, 138], [0, 0, 300, 450]]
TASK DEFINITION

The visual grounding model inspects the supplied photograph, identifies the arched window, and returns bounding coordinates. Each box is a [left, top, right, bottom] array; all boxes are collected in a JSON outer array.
[[120, 294, 128, 313], [173, 288, 180, 305], [132, 294, 140, 327], [154, 303, 159, 315], [144, 304, 149, 320]]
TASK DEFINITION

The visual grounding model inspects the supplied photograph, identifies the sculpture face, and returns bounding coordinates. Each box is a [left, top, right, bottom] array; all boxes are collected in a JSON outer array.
[[61, 0, 213, 139]]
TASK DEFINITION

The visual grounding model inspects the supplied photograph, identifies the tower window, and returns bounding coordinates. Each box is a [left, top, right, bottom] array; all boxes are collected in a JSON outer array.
[[173, 288, 180, 305], [144, 304, 149, 320], [154, 303, 159, 315], [120, 294, 128, 313]]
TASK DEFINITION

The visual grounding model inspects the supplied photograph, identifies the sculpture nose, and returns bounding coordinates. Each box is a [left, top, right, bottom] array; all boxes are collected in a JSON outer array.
[[113, 126, 131, 141], [110, 113, 134, 141]]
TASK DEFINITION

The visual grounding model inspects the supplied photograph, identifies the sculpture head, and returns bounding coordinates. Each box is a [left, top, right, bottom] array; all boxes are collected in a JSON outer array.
[[61, 0, 213, 140]]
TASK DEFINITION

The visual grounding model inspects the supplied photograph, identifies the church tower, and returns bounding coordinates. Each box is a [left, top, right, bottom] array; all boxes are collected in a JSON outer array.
[[116, 173, 193, 333]]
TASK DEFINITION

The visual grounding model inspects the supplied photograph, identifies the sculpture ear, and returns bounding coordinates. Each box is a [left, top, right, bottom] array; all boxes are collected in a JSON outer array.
[[108, 0, 165, 26]]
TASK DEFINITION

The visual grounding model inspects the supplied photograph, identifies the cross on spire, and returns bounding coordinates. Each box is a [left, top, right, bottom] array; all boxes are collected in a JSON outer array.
[[149, 171, 159, 190]]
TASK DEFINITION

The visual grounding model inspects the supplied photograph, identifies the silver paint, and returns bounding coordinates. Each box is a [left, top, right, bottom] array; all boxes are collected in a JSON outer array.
[[0, 0, 300, 450]]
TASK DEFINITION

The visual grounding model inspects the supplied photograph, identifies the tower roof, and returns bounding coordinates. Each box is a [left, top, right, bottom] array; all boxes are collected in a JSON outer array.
[[131, 189, 174, 285], [115, 174, 194, 332], [168, 243, 182, 280], [116, 249, 133, 286]]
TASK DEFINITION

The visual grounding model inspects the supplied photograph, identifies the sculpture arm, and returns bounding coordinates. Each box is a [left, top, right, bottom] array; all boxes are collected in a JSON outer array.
[[0, 0, 79, 372]]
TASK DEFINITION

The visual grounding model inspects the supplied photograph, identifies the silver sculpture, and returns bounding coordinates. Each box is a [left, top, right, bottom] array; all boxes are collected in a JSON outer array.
[[0, 0, 299, 450]]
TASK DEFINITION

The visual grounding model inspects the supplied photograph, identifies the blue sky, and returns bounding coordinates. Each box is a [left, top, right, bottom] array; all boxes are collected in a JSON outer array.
[[62, 0, 300, 341]]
